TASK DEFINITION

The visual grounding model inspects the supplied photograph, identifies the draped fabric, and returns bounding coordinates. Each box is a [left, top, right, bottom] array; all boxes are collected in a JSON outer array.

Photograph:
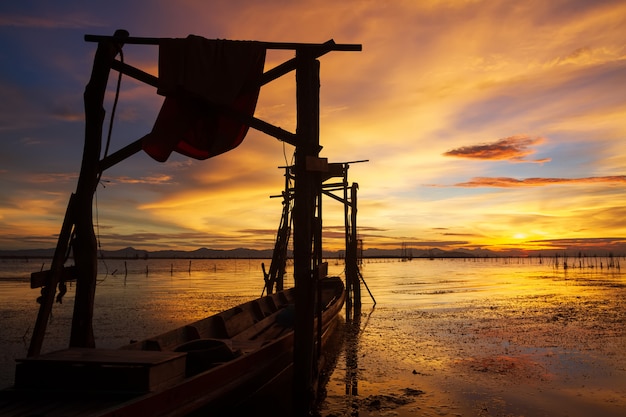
[[142, 36, 266, 162]]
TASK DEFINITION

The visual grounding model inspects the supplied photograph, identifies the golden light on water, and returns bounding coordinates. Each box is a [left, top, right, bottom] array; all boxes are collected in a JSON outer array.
[[2, 247, 625, 414]]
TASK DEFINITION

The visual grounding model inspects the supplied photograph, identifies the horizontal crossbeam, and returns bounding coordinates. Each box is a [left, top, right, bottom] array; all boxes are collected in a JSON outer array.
[[85, 34, 362, 52]]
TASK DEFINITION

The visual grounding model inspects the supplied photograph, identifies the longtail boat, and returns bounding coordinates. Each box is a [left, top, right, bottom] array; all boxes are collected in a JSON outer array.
[[0, 30, 363, 416], [2, 276, 345, 416]]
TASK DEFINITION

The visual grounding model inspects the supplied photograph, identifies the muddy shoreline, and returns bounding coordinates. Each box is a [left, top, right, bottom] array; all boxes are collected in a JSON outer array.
[[317, 273, 626, 416], [1, 259, 624, 416]]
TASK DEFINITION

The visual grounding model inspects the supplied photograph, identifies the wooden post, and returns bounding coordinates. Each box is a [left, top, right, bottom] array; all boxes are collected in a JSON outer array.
[[344, 180, 361, 318], [351, 183, 361, 310], [28, 194, 76, 356], [292, 49, 321, 415], [343, 167, 352, 316], [70, 30, 128, 348], [264, 166, 293, 295]]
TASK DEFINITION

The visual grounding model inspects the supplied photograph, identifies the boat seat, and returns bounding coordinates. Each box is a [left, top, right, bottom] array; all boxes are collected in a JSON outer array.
[[276, 292, 289, 307], [252, 297, 277, 319], [174, 338, 241, 376], [215, 311, 256, 338], [130, 325, 201, 351], [15, 348, 186, 392], [252, 300, 263, 319]]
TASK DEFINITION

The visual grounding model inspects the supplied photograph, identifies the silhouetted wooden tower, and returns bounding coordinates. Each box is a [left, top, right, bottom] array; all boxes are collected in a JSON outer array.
[[26, 30, 362, 415]]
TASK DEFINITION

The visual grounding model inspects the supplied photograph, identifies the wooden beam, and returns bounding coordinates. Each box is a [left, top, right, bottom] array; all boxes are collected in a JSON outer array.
[[31, 266, 78, 289], [85, 34, 362, 52], [110, 39, 339, 90], [111, 59, 158, 86], [111, 38, 340, 90], [259, 40, 338, 85], [321, 189, 347, 205], [98, 137, 144, 172]]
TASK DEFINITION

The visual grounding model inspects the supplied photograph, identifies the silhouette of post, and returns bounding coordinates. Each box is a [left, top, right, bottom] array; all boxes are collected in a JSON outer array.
[[349, 183, 361, 311], [71, 31, 128, 348], [292, 48, 322, 415], [28, 31, 128, 356]]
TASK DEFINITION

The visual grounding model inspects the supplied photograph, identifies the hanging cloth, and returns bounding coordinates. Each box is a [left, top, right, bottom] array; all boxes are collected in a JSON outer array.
[[142, 36, 266, 162]]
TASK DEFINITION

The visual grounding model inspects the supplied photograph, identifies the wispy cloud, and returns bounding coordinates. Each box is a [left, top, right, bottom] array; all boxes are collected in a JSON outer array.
[[442, 232, 483, 238], [371, 240, 470, 249], [454, 176, 626, 188], [443, 135, 551, 163], [50, 105, 83, 122], [105, 175, 175, 186], [527, 237, 626, 251], [531, 237, 626, 245], [26, 172, 78, 184]]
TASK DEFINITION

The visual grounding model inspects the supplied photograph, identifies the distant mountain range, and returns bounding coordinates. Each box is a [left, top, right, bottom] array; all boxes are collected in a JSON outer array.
[[3, 245, 620, 259], [0, 246, 516, 259]]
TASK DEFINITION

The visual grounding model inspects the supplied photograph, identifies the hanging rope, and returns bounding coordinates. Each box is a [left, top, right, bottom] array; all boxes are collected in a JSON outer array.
[[93, 46, 124, 282], [94, 188, 110, 283], [102, 47, 124, 167]]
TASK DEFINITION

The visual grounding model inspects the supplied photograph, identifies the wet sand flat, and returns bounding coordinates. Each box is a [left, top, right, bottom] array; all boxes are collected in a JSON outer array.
[[317, 263, 626, 416], [1, 258, 624, 416]]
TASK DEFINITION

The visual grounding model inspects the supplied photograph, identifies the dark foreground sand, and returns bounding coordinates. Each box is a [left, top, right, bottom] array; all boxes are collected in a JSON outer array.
[[316, 284, 626, 416]]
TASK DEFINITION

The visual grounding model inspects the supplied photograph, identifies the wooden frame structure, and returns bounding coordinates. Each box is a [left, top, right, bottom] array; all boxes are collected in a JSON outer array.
[[27, 30, 361, 413], [264, 160, 371, 313]]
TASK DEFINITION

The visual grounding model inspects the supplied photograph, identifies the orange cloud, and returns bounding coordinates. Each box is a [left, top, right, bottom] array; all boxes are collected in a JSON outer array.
[[106, 174, 175, 185], [50, 105, 83, 122], [443, 135, 550, 163], [26, 172, 78, 184], [528, 237, 626, 252], [454, 176, 626, 188]]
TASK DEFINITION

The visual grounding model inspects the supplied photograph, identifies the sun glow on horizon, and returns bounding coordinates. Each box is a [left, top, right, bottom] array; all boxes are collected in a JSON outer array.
[[1, 1, 626, 255]]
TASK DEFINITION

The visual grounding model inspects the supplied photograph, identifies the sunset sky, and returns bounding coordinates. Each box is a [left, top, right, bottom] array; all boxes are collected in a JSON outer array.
[[1, 0, 625, 254]]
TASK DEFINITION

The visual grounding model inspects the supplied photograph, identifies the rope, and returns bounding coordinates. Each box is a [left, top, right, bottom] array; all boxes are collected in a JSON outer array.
[[93, 47, 124, 283], [94, 188, 109, 284], [102, 47, 124, 165]]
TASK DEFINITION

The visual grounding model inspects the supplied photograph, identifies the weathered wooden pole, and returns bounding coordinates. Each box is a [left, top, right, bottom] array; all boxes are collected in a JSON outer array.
[[27, 194, 76, 357], [264, 166, 293, 295], [292, 47, 321, 415], [343, 166, 353, 316], [70, 29, 128, 348], [351, 183, 361, 310], [276, 168, 293, 293], [344, 179, 361, 318]]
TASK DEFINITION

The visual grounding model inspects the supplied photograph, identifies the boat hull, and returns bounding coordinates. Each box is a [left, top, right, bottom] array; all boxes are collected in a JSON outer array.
[[1, 277, 346, 417]]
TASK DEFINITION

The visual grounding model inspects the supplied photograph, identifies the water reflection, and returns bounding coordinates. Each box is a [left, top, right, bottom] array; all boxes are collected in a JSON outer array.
[[316, 258, 626, 417], [2, 257, 625, 416], [344, 314, 359, 398]]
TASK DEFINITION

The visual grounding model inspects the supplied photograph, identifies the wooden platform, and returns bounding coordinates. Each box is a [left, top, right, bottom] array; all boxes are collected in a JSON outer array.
[[15, 348, 186, 393]]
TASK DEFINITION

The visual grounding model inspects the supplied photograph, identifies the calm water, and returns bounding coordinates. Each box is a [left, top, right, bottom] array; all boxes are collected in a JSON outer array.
[[1, 256, 625, 416]]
